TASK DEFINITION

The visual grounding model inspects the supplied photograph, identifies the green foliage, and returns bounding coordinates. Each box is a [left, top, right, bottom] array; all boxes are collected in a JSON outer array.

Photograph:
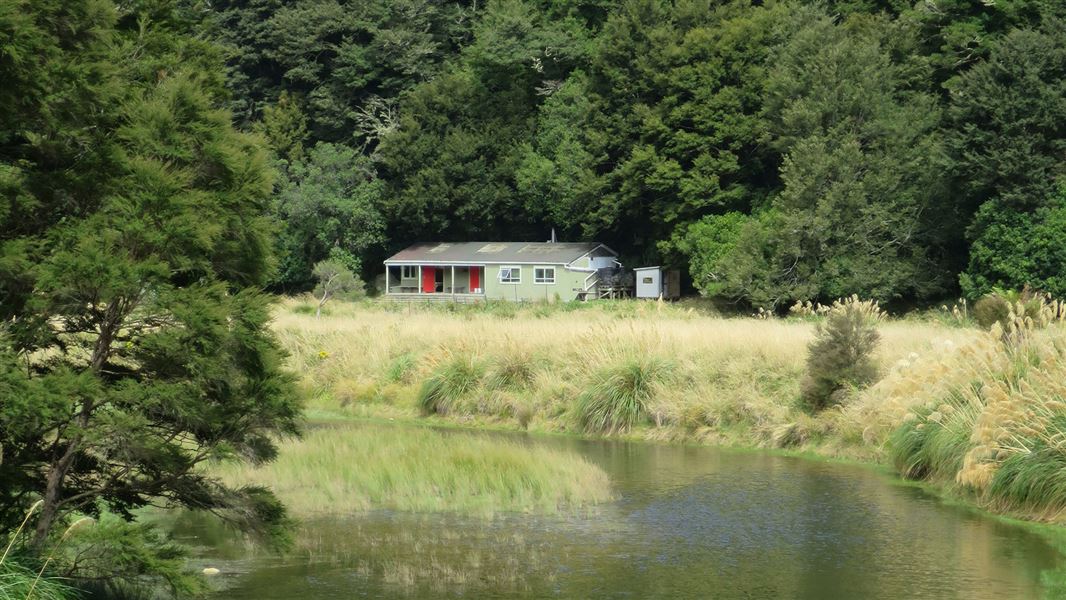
[[575, 355, 671, 434], [801, 298, 882, 411], [0, 559, 74, 600], [0, 1, 300, 593], [385, 353, 418, 383], [418, 356, 485, 415], [312, 259, 363, 316], [256, 91, 308, 162], [51, 512, 207, 598], [990, 443, 1066, 514], [961, 190, 1066, 299], [951, 24, 1066, 298], [194, 0, 1066, 308], [206, 0, 475, 146], [557, 1, 798, 264], [377, 0, 594, 246], [713, 9, 951, 307], [273, 143, 385, 290], [675, 212, 749, 297]]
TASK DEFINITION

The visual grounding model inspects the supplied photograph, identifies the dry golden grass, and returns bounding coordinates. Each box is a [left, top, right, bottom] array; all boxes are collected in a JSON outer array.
[[274, 297, 978, 458], [881, 300, 1066, 519]]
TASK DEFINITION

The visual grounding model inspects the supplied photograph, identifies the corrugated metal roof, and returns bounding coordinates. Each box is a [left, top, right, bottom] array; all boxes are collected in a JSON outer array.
[[384, 242, 610, 265]]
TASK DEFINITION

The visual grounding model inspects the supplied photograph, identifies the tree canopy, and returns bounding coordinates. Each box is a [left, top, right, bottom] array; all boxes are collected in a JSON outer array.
[[193, 0, 1066, 307], [0, 0, 300, 585]]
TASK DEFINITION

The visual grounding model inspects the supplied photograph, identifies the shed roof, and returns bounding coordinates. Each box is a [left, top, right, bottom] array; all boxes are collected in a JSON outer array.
[[384, 242, 612, 265]]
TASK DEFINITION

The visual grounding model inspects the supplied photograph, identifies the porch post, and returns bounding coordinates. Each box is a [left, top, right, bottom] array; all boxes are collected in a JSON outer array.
[[418, 265, 423, 294], [451, 265, 455, 296], [385, 265, 390, 295]]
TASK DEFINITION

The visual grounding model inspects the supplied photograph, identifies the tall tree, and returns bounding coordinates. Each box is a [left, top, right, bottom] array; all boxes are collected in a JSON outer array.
[[703, 10, 953, 307], [204, 0, 478, 147], [950, 23, 1066, 297], [0, 0, 299, 571], [377, 0, 596, 246], [272, 143, 386, 290], [517, 0, 798, 266]]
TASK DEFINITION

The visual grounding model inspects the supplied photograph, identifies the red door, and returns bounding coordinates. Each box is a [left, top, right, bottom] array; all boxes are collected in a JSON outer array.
[[469, 267, 480, 292], [421, 267, 436, 293]]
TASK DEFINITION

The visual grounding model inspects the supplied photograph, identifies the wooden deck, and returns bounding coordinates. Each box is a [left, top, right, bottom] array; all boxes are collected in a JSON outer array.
[[384, 292, 486, 304]]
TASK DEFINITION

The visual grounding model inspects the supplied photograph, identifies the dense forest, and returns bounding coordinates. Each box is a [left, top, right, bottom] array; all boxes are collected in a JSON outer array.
[[188, 0, 1066, 308], [4, 0, 1066, 310]]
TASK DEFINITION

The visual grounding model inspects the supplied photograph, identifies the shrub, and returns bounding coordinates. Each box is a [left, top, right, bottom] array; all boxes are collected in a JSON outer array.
[[575, 356, 672, 434], [417, 356, 484, 415], [972, 294, 1011, 331], [973, 287, 1048, 330], [312, 260, 363, 317], [801, 296, 884, 411]]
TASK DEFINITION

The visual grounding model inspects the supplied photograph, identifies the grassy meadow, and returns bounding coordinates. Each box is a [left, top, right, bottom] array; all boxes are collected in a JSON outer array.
[[215, 295, 1066, 524], [274, 297, 978, 459]]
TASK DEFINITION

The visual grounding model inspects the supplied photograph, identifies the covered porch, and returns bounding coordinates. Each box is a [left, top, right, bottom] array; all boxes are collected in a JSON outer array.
[[384, 264, 485, 297]]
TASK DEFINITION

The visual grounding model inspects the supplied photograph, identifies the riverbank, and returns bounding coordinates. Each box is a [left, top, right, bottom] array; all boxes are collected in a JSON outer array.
[[269, 296, 1066, 525]]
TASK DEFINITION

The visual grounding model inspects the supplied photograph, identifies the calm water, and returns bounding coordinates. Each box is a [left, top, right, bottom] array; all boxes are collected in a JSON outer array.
[[181, 424, 1062, 599]]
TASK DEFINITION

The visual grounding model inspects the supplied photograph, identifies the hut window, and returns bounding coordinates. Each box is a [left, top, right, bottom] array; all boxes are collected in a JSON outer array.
[[499, 266, 521, 284], [401, 265, 418, 279], [534, 267, 556, 284]]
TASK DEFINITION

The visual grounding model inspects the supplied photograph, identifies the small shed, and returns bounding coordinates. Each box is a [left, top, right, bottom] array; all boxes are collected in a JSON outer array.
[[634, 266, 681, 300]]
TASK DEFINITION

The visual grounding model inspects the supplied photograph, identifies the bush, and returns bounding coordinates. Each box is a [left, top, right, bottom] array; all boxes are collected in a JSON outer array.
[[575, 356, 672, 434], [801, 296, 883, 411], [972, 294, 1011, 331], [973, 288, 1046, 330], [417, 356, 484, 415]]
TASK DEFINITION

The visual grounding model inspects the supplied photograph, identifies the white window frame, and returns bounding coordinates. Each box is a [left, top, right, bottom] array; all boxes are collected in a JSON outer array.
[[401, 265, 418, 279], [534, 266, 556, 285], [499, 266, 522, 284]]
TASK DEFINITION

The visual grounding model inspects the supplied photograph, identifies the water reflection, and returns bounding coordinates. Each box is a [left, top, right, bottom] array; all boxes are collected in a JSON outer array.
[[179, 423, 1061, 599]]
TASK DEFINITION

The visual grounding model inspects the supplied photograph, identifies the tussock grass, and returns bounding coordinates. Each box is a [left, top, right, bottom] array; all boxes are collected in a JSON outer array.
[[385, 352, 417, 383], [0, 560, 73, 600], [418, 355, 484, 415], [576, 355, 673, 434], [214, 424, 612, 515], [486, 349, 539, 391]]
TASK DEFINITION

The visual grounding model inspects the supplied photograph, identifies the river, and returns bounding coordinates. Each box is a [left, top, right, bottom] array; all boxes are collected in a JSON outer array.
[[179, 423, 1062, 599]]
